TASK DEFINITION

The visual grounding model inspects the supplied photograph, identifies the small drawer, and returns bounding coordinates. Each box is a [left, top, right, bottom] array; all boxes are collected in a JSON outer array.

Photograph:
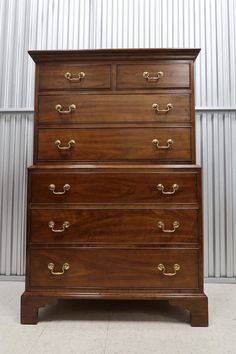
[[29, 170, 199, 204], [29, 209, 199, 244], [36, 127, 192, 163], [117, 63, 190, 89], [38, 94, 191, 124], [29, 248, 199, 289], [39, 64, 111, 90]]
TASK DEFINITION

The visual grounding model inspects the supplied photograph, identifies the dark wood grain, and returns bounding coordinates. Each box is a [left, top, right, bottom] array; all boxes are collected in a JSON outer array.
[[29, 208, 199, 244], [29, 247, 199, 289], [39, 63, 111, 90], [117, 64, 190, 89], [22, 48, 208, 327], [29, 170, 198, 204], [36, 127, 192, 162], [38, 94, 191, 124]]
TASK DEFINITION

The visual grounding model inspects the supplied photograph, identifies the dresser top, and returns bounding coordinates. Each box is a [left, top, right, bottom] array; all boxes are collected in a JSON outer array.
[[28, 48, 200, 63]]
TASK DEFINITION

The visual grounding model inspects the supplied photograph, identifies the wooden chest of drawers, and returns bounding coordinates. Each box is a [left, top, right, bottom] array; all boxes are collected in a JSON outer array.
[[21, 49, 208, 326]]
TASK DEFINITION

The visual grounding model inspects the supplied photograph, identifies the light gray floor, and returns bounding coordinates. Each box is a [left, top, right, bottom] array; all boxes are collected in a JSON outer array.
[[0, 282, 236, 354]]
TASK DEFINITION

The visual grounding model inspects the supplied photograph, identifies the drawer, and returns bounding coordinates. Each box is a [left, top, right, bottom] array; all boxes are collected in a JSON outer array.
[[39, 64, 111, 90], [38, 94, 191, 124], [29, 209, 199, 244], [29, 171, 198, 204], [37, 127, 192, 162], [29, 248, 199, 289], [117, 64, 190, 89]]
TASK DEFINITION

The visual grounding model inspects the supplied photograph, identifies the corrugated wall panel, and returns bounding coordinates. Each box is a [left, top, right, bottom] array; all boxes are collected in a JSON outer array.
[[0, 114, 34, 275], [0, 0, 235, 278], [196, 112, 236, 277]]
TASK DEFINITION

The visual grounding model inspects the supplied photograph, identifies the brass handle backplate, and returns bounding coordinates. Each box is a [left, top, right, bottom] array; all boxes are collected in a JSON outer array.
[[156, 183, 179, 195], [143, 71, 164, 81], [157, 221, 180, 233], [55, 104, 76, 114], [157, 263, 180, 276], [64, 71, 85, 81], [48, 221, 70, 233], [152, 103, 173, 113], [152, 138, 173, 149], [48, 262, 70, 275], [55, 139, 76, 150], [49, 184, 70, 195]]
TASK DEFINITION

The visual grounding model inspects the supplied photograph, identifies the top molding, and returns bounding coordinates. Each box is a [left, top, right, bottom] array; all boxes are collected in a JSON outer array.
[[28, 48, 200, 63]]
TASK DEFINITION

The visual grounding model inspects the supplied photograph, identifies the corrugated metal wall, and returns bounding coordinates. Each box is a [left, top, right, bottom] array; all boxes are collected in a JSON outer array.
[[0, 0, 235, 278]]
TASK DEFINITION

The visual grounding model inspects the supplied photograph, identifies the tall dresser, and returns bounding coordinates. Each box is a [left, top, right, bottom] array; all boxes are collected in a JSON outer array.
[[21, 49, 208, 326]]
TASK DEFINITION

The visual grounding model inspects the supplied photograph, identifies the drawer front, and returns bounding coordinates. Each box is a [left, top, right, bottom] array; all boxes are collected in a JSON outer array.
[[29, 248, 199, 289], [30, 209, 199, 244], [37, 128, 192, 162], [117, 64, 190, 89], [38, 94, 191, 124], [39, 64, 111, 90], [30, 172, 198, 204]]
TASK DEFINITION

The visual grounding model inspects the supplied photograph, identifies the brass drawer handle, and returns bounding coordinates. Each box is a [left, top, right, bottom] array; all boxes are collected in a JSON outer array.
[[64, 71, 85, 81], [157, 221, 180, 233], [49, 183, 70, 195], [55, 104, 76, 114], [152, 103, 173, 113], [157, 263, 180, 276], [48, 262, 70, 275], [48, 221, 70, 233], [157, 183, 179, 195], [143, 71, 164, 81], [152, 138, 173, 149], [55, 139, 76, 150]]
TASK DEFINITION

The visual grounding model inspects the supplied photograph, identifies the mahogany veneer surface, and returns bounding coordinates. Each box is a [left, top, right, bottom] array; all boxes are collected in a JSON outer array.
[[29, 208, 199, 244], [38, 94, 191, 124], [36, 127, 192, 163], [29, 248, 199, 289], [22, 49, 208, 327], [29, 169, 199, 203]]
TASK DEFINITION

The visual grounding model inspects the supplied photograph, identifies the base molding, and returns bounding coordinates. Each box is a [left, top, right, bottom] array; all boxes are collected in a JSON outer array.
[[2, 276, 236, 283], [21, 291, 208, 326]]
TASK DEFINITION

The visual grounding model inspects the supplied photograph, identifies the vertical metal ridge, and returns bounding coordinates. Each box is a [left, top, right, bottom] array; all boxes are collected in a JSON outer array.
[[232, 113, 236, 276], [0, 0, 236, 278], [196, 111, 236, 278], [1, 0, 236, 109], [0, 114, 33, 275]]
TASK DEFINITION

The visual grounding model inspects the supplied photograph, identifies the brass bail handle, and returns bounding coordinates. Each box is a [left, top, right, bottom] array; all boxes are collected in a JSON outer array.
[[157, 221, 180, 233], [152, 103, 173, 113], [157, 263, 180, 276], [48, 221, 70, 233], [152, 138, 173, 149], [143, 71, 164, 81], [55, 104, 76, 114], [55, 139, 76, 150], [48, 262, 70, 275], [49, 184, 70, 195], [64, 71, 85, 81], [156, 183, 179, 195]]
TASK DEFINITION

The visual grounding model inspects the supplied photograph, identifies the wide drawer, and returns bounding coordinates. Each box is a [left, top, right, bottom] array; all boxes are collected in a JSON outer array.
[[117, 64, 190, 89], [29, 209, 199, 244], [38, 94, 191, 124], [29, 248, 199, 289], [29, 171, 199, 204], [39, 64, 111, 90], [37, 127, 192, 162]]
